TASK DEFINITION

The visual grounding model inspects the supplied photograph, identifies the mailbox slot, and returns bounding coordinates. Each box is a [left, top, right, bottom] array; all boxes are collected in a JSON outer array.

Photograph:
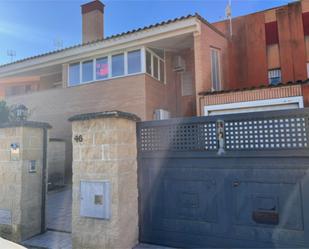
[[252, 196, 279, 225], [252, 211, 279, 225]]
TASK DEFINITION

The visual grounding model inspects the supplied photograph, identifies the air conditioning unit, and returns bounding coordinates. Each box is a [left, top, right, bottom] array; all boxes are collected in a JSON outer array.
[[173, 55, 186, 72], [154, 109, 171, 120]]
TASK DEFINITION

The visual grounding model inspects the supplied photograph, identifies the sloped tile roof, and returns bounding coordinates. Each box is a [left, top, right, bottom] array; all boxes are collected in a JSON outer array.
[[0, 13, 224, 69]]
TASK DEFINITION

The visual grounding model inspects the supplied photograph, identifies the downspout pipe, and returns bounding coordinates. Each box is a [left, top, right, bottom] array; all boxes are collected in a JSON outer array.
[[41, 127, 48, 233]]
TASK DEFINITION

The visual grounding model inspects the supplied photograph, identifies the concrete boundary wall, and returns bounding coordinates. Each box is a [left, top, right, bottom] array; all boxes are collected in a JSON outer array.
[[69, 111, 140, 249], [0, 121, 50, 242]]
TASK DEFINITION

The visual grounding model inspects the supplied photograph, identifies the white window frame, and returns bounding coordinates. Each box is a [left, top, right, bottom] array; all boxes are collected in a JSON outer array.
[[152, 55, 159, 80], [127, 49, 143, 75], [145, 48, 166, 84], [204, 96, 304, 116], [210, 47, 222, 92], [81, 59, 94, 84], [95, 56, 109, 81], [67, 47, 144, 87], [68, 62, 81, 86], [268, 68, 282, 85], [141, 47, 146, 73], [111, 52, 125, 78]]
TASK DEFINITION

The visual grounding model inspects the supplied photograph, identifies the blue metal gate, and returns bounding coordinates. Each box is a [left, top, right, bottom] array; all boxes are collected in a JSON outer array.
[[137, 108, 309, 248]]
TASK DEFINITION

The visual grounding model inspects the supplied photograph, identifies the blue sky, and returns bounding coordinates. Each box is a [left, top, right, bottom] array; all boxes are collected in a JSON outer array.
[[0, 0, 293, 65]]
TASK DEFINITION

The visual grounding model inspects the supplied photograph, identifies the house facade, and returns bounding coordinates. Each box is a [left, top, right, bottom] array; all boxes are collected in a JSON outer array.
[[200, 0, 309, 115], [0, 0, 226, 178], [0, 0, 309, 178]]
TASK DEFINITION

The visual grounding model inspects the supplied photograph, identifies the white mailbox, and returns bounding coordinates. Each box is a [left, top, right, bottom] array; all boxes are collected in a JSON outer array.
[[80, 180, 111, 219]]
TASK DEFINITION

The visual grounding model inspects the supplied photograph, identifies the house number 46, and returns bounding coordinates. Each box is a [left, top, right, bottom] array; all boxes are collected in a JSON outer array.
[[74, 135, 83, 143]]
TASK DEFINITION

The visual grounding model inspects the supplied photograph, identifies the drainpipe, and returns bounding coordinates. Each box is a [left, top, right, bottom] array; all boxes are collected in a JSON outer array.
[[41, 128, 48, 233]]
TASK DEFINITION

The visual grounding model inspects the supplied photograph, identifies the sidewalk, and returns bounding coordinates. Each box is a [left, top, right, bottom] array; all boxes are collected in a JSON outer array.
[[22, 187, 72, 249], [23, 231, 71, 249], [46, 187, 72, 233]]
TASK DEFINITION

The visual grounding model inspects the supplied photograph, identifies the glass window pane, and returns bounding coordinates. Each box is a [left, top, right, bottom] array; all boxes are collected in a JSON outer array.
[[153, 56, 159, 79], [159, 60, 165, 83], [82, 60, 94, 82], [268, 69, 281, 85], [270, 77, 281, 85], [69, 63, 80, 86], [112, 53, 124, 77], [128, 50, 141, 74], [146, 51, 152, 75], [149, 48, 165, 59], [96, 57, 108, 80]]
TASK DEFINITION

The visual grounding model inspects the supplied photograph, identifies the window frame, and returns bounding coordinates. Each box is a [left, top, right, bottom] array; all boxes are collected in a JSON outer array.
[[68, 62, 81, 87], [67, 47, 144, 87], [153, 55, 159, 80], [81, 59, 94, 84], [210, 47, 222, 92], [95, 56, 109, 81], [111, 52, 125, 78], [145, 48, 166, 84], [145, 50, 153, 75], [268, 68, 282, 85], [127, 49, 142, 75]]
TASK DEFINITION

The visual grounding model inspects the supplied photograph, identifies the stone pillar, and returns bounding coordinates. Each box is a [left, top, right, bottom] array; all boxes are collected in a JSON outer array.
[[69, 111, 140, 249], [0, 121, 50, 242]]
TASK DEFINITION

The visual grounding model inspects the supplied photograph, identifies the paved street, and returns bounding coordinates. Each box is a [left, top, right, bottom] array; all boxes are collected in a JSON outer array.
[[23, 231, 72, 249], [22, 187, 171, 249], [23, 187, 72, 249], [47, 187, 72, 233], [135, 244, 177, 249]]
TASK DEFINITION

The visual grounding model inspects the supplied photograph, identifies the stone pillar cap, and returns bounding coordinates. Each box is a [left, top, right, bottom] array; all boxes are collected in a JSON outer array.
[[0, 121, 52, 129], [68, 110, 141, 122]]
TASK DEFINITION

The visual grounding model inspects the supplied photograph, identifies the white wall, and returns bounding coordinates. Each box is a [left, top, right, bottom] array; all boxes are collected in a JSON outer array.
[[204, 96, 304, 116]]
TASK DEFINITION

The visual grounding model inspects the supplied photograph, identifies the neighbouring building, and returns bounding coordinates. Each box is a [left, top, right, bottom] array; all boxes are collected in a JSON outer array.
[[0, 0, 309, 180], [200, 0, 309, 115]]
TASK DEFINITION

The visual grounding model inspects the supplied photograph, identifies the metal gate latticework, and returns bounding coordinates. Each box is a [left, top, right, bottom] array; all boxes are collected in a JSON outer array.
[[139, 109, 309, 152]]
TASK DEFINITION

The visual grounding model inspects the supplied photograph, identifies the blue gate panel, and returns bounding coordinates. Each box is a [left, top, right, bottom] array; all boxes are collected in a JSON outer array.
[[137, 109, 309, 248], [139, 163, 309, 248]]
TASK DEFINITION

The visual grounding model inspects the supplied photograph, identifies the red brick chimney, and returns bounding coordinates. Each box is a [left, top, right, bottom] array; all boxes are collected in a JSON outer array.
[[81, 0, 105, 44]]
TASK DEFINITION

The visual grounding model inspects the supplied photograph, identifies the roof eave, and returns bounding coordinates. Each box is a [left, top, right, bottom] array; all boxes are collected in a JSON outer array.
[[0, 16, 199, 78]]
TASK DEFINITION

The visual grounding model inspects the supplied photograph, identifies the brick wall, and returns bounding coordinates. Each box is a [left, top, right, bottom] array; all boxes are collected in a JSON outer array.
[[145, 49, 196, 119], [6, 75, 146, 181], [194, 20, 229, 115], [213, 1, 309, 89], [302, 84, 309, 106]]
